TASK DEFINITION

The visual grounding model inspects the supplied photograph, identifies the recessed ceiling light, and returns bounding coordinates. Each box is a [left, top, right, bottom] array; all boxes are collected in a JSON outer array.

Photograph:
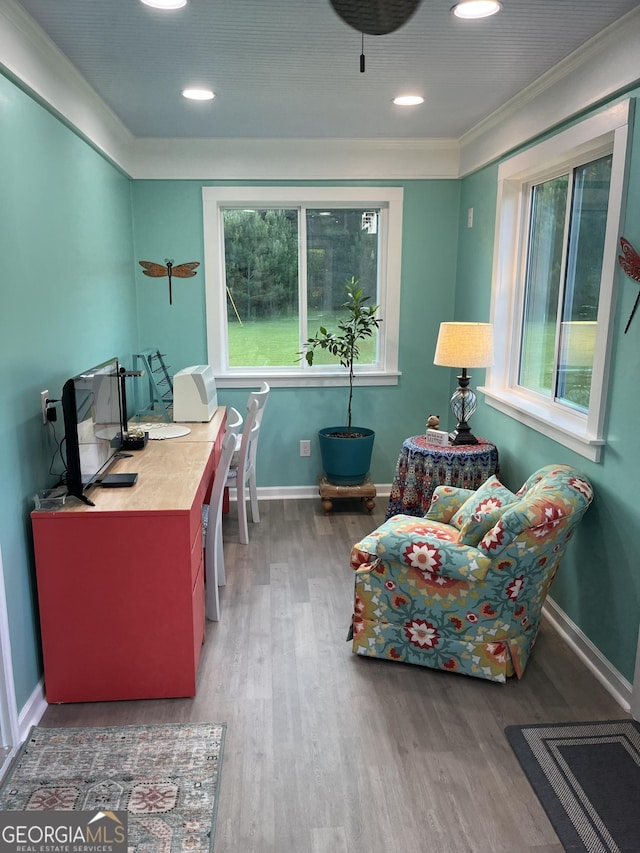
[[140, 0, 187, 9], [182, 88, 215, 101], [393, 95, 424, 106], [451, 1, 502, 19]]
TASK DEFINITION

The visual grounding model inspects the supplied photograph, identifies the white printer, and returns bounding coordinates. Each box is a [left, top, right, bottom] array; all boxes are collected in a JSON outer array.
[[172, 365, 218, 422]]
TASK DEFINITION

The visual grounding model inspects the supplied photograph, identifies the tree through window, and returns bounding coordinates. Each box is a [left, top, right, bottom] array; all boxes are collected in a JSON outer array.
[[203, 187, 403, 385]]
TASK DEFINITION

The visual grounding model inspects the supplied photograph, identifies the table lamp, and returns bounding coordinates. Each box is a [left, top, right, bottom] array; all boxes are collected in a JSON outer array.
[[433, 322, 494, 445]]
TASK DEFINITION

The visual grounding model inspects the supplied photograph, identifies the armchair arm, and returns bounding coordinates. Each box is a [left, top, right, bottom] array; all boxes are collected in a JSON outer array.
[[424, 486, 475, 523], [351, 515, 491, 583]]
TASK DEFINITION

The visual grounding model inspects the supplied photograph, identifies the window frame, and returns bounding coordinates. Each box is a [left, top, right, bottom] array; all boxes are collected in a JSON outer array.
[[202, 186, 403, 388], [483, 101, 632, 462]]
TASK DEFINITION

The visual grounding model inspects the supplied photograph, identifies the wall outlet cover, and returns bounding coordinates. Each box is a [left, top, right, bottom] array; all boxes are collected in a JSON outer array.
[[41, 390, 49, 424]]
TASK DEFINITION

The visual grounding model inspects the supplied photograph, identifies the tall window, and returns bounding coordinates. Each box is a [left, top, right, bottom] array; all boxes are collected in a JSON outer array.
[[486, 102, 630, 462], [203, 187, 403, 387], [519, 155, 611, 410]]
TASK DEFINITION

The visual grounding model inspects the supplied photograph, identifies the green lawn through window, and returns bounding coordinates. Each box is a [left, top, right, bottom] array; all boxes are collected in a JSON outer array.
[[227, 312, 377, 367]]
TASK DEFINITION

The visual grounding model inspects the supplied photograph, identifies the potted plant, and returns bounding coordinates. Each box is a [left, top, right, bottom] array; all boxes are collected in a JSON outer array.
[[301, 278, 382, 485]]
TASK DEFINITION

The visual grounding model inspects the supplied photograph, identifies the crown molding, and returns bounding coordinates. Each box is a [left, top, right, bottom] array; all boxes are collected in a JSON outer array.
[[458, 5, 640, 176], [0, 0, 133, 172], [126, 136, 460, 180]]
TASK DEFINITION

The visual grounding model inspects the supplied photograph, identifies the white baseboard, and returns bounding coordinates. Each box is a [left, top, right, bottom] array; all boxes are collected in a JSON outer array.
[[0, 682, 47, 779], [543, 597, 632, 713], [2, 680, 48, 778], [18, 679, 48, 740]]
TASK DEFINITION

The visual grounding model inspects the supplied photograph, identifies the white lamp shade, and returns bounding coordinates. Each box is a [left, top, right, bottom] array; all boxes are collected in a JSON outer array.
[[434, 322, 494, 369]]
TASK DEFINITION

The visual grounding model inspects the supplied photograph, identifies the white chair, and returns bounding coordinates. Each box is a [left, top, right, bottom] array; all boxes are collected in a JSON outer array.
[[226, 381, 270, 545], [204, 406, 243, 622]]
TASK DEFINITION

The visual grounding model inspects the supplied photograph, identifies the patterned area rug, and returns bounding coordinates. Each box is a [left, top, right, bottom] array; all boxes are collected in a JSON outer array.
[[505, 719, 640, 853], [0, 722, 225, 852]]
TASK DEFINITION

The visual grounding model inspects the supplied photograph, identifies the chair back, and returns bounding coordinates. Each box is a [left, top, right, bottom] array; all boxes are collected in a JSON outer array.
[[228, 382, 269, 484], [249, 381, 270, 424], [225, 405, 243, 435], [246, 381, 269, 472], [205, 407, 242, 552], [204, 406, 244, 620], [477, 464, 593, 558]]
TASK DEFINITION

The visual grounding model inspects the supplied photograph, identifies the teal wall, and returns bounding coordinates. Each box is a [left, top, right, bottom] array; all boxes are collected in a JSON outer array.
[[131, 179, 461, 486], [457, 90, 640, 683], [0, 74, 137, 711]]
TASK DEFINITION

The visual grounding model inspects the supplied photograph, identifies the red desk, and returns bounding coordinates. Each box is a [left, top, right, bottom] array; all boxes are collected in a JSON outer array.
[[386, 435, 498, 520], [31, 410, 225, 703]]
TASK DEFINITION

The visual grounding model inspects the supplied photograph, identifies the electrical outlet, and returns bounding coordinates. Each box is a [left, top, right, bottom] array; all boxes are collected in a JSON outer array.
[[300, 439, 311, 457], [41, 390, 49, 424]]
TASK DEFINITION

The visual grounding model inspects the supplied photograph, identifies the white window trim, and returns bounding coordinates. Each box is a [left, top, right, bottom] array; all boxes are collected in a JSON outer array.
[[483, 100, 632, 463], [202, 186, 403, 388]]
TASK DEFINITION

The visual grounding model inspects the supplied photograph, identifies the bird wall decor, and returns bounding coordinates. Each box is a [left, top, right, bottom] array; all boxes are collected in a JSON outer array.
[[138, 259, 200, 305], [617, 237, 640, 333]]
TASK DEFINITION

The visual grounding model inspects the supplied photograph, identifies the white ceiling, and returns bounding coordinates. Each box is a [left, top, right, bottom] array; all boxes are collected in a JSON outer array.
[[12, 0, 640, 141]]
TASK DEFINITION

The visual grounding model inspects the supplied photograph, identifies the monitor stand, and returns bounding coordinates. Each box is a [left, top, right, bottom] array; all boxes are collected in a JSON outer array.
[[98, 473, 139, 488]]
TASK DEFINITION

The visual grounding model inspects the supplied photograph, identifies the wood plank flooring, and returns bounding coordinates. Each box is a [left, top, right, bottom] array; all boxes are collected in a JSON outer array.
[[42, 497, 629, 852]]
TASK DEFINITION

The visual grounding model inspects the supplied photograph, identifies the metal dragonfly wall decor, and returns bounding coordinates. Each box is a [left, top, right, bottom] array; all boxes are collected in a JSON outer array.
[[618, 237, 640, 334], [138, 259, 200, 305]]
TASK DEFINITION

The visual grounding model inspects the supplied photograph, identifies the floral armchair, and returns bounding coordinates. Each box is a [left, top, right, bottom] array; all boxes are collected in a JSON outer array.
[[349, 464, 593, 682]]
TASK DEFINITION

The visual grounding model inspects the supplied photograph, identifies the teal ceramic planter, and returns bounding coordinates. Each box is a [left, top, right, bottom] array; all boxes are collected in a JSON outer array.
[[319, 426, 375, 485]]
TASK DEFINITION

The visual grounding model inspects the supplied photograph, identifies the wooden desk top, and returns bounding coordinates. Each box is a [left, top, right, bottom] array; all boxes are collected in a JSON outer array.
[[35, 408, 226, 517]]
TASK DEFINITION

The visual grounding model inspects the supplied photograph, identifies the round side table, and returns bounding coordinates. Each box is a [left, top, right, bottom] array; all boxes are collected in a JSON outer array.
[[385, 435, 499, 520]]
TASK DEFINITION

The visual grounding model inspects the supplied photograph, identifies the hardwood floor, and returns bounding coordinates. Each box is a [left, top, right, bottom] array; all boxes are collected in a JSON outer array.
[[42, 498, 628, 852]]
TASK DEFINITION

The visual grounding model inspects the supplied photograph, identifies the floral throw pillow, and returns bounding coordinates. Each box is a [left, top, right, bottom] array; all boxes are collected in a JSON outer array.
[[453, 476, 518, 546]]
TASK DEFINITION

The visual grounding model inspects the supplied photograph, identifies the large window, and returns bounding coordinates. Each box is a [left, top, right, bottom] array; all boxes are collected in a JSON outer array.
[[519, 155, 611, 410], [485, 102, 631, 462], [203, 187, 403, 387]]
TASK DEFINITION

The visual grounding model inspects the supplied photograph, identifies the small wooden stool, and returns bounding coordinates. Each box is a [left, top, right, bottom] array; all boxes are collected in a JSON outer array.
[[318, 473, 376, 514]]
